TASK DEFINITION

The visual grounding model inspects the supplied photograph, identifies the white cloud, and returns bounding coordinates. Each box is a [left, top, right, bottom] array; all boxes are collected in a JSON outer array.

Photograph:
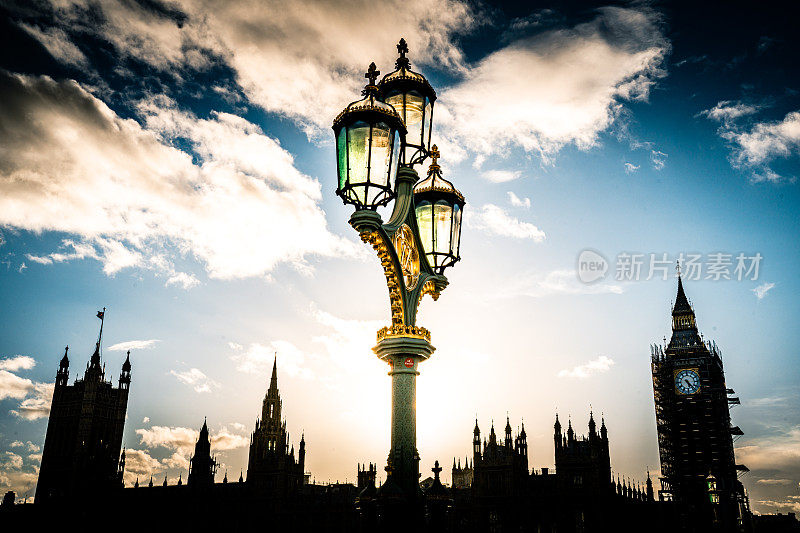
[[440, 6, 668, 162], [756, 499, 800, 514], [700, 100, 760, 124], [0, 371, 35, 401], [166, 271, 200, 289], [732, 111, 800, 165], [108, 339, 160, 351], [0, 359, 52, 420], [10, 382, 55, 420], [122, 448, 162, 486], [142, 416, 150, 424], [650, 150, 667, 170], [558, 355, 615, 379], [169, 368, 220, 394], [131, 422, 248, 485], [136, 425, 199, 455], [624, 162, 639, 174], [21, 0, 477, 136], [137, 423, 249, 453], [507, 191, 531, 208], [0, 71, 356, 281], [18, 23, 89, 68], [737, 427, 800, 471], [484, 170, 522, 183], [753, 282, 775, 299], [757, 479, 793, 485], [719, 110, 800, 182], [9, 441, 23, 448], [230, 341, 313, 380], [502, 269, 623, 299], [1, 452, 24, 470], [467, 204, 546, 241], [211, 427, 250, 451], [0, 356, 36, 372], [26, 238, 141, 275]]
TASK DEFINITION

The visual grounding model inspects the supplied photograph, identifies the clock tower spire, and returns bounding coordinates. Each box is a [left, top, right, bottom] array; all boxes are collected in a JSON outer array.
[[651, 276, 750, 530]]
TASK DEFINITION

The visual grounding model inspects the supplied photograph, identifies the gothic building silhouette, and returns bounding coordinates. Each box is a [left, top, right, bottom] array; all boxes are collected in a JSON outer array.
[[35, 311, 130, 503], [187, 418, 217, 486], [1, 280, 771, 532], [247, 356, 305, 492]]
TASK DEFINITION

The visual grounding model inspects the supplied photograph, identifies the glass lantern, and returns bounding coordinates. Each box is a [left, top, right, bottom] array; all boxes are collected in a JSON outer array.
[[333, 63, 406, 210], [413, 146, 465, 273], [379, 39, 436, 167]]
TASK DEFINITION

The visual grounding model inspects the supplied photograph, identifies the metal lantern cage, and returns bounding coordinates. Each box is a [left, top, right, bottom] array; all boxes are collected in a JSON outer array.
[[333, 62, 406, 210], [413, 146, 465, 273]]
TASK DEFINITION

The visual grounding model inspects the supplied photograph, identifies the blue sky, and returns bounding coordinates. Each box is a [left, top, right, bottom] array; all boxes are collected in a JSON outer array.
[[0, 0, 799, 513]]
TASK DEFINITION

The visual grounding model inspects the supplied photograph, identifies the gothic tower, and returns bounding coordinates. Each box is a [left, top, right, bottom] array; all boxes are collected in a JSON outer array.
[[36, 310, 130, 503], [246, 356, 305, 494], [651, 276, 749, 530], [187, 418, 218, 486]]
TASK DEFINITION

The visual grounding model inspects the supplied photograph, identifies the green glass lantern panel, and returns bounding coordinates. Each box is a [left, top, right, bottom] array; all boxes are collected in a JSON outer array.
[[433, 200, 453, 260], [346, 121, 370, 204], [336, 127, 347, 191], [451, 202, 462, 257], [415, 200, 433, 257], [423, 98, 433, 152], [390, 129, 401, 179]]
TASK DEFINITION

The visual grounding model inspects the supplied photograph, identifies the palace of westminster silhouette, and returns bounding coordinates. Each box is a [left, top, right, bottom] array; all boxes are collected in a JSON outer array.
[[1, 278, 790, 532]]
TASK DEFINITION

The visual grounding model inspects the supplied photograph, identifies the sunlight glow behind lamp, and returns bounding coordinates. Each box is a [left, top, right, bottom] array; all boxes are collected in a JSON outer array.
[[333, 62, 406, 210], [331, 39, 466, 511]]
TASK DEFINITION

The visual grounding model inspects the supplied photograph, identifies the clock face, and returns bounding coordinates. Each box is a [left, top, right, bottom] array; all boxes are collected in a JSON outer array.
[[392, 224, 420, 291], [675, 369, 701, 395]]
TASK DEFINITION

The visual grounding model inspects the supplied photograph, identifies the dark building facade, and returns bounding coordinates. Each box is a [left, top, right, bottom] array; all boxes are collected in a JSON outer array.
[[187, 418, 218, 486], [246, 356, 305, 493], [652, 276, 751, 531], [35, 312, 130, 503], [447, 413, 662, 533]]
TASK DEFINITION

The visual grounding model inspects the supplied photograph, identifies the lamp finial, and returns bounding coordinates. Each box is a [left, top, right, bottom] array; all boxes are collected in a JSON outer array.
[[365, 62, 380, 86]]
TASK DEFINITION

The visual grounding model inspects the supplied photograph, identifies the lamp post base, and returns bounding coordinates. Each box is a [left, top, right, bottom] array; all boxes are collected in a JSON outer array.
[[373, 334, 435, 500]]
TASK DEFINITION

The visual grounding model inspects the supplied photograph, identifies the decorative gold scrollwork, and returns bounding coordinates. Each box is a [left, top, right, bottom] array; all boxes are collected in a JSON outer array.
[[377, 325, 431, 343], [360, 230, 405, 326]]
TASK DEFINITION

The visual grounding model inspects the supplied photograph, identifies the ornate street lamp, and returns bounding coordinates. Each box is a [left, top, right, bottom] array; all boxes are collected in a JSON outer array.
[[333, 63, 406, 210], [414, 146, 465, 274], [332, 40, 465, 505], [379, 38, 436, 167]]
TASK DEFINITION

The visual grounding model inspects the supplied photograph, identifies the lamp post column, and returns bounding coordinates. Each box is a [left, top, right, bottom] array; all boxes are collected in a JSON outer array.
[[374, 335, 435, 498]]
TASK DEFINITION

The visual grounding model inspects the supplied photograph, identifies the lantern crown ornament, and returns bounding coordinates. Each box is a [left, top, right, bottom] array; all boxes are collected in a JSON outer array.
[[379, 38, 437, 168], [333, 62, 407, 210], [413, 146, 465, 274]]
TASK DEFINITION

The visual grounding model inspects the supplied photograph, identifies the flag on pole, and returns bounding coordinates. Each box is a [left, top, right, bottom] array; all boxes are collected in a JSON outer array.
[[97, 310, 105, 319]]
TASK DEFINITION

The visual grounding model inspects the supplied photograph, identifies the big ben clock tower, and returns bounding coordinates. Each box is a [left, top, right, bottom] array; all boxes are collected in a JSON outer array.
[[651, 273, 751, 532]]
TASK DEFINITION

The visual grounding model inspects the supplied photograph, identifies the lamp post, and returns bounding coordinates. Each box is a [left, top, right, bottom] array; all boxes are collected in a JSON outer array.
[[332, 40, 465, 503]]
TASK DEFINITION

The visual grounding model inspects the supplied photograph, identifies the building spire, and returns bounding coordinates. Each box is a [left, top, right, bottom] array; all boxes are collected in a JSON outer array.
[[269, 352, 278, 391], [86, 308, 106, 379], [673, 274, 692, 315]]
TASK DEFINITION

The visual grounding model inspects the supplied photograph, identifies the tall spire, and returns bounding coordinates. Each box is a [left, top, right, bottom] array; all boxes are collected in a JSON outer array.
[[669, 273, 702, 348], [269, 352, 278, 392], [673, 273, 693, 316], [86, 308, 106, 379]]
